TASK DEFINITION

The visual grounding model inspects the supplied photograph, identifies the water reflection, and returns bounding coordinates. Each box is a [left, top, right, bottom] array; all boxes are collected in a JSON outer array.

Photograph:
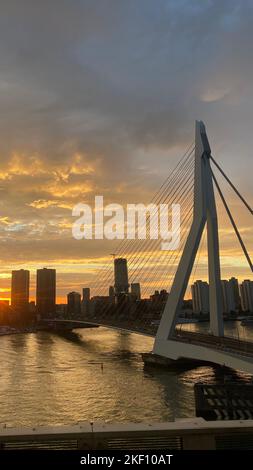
[[0, 324, 252, 427]]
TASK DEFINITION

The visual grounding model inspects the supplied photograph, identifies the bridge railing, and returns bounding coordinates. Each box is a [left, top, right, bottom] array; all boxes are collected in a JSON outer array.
[[1, 419, 253, 450], [174, 330, 253, 357]]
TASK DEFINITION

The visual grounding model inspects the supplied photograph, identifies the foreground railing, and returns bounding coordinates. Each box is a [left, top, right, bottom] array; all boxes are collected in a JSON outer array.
[[1, 418, 253, 450]]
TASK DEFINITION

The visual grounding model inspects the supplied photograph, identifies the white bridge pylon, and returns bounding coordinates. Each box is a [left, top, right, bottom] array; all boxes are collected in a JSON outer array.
[[156, 121, 223, 341], [153, 121, 253, 373]]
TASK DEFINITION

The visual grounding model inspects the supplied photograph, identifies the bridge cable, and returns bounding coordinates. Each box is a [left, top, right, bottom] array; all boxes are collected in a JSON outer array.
[[123, 167, 194, 296], [123, 194, 195, 327], [136, 193, 194, 298], [93, 145, 194, 291], [211, 168, 253, 272], [89, 145, 195, 328], [210, 156, 253, 215], [94, 146, 195, 295], [96, 167, 195, 325], [126, 162, 195, 288]]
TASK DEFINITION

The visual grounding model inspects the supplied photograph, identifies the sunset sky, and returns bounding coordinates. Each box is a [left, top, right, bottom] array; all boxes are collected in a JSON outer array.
[[0, 0, 252, 303]]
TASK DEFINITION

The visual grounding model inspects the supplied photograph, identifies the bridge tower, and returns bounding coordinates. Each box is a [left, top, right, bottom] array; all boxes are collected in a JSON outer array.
[[154, 121, 224, 357]]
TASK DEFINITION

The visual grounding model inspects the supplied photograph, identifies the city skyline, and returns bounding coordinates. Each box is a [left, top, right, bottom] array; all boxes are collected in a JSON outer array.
[[5, 262, 253, 315], [1, 238, 252, 304]]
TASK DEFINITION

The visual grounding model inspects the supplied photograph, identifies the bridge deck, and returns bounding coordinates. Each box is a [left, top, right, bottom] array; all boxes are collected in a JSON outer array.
[[173, 330, 253, 358], [45, 317, 253, 363]]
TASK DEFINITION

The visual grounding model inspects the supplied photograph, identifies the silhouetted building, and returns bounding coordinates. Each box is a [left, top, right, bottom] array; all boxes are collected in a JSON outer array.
[[131, 283, 141, 301], [36, 268, 56, 317], [240, 280, 253, 312], [150, 290, 168, 303], [191, 280, 209, 315], [114, 258, 129, 294], [149, 290, 168, 316], [29, 301, 36, 314], [221, 280, 236, 313], [0, 300, 10, 326], [82, 287, 91, 315], [90, 295, 111, 316], [229, 277, 241, 311], [56, 304, 67, 316], [67, 291, 81, 316], [11, 269, 29, 313], [150, 290, 159, 300], [159, 290, 168, 301], [115, 292, 130, 309], [82, 288, 90, 302], [109, 285, 115, 304]]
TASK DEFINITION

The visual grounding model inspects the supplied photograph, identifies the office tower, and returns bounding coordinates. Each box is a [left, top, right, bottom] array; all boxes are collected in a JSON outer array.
[[11, 269, 29, 313], [36, 268, 56, 317], [82, 288, 90, 302], [191, 280, 209, 315], [67, 291, 81, 316], [229, 277, 240, 311], [131, 283, 141, 300], [82, 287, 90, 315], [240, 280, 253, 312], [114, 258, 129, 294], [221, 280, 236, 313], [109, 285, 115, 304]]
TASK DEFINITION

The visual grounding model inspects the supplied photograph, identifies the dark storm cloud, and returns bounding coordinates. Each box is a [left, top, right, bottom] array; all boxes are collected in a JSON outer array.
[[0, 0, 252, 167]]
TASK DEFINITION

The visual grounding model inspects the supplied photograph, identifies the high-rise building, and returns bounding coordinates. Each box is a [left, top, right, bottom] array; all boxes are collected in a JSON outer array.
[[114, 258, 129, 294], [240, 280, 253, 312], [229, 277, 240, 311], [82, 288, 90, 302], [191, 280, 209, 315], [36, 268, 56, 317], [11, 269, 29, 313], [221, 280, 236, 313], [67, 291, 81, 316], [131, 283, 141, 301], [81, 287, 91, 315]]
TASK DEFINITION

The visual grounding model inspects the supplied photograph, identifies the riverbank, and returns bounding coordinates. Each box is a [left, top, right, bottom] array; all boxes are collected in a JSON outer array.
[[0, 325, 44, 336]]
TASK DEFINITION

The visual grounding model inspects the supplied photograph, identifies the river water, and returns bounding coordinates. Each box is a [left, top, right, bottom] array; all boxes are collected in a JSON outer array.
[[0, 322, 252, 427]]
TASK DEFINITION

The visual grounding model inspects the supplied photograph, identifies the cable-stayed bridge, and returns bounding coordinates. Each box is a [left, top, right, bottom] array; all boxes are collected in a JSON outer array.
[[46, 121, 253, 374]]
